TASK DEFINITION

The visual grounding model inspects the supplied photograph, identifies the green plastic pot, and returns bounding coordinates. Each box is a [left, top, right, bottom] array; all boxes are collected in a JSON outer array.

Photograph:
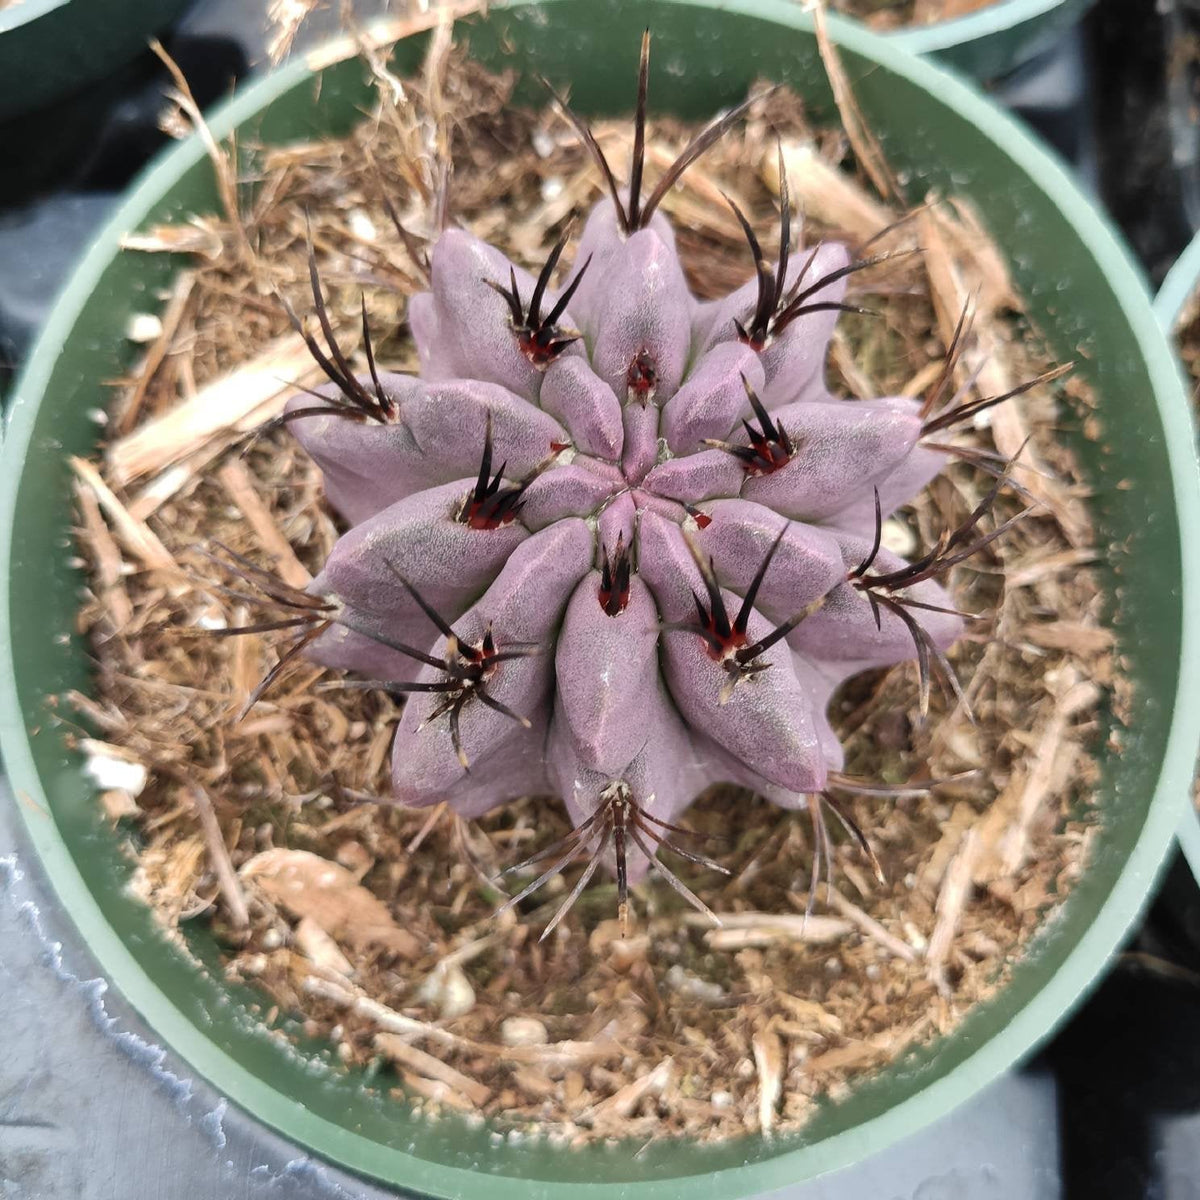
[[879, 0, 1095, 81], [1154, 232, 1200, 885], [0, 0, 191, 122], [1, 2, 1196, 1196]]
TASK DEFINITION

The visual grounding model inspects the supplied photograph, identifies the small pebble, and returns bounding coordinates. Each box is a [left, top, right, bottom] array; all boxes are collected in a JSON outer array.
[[347, 209, 377, 241], [880, 517, 917, 558], [125, 312, 163, 342], [417, 961, 476, 1019], [82, 745, 148, 797], [192, 607, 227, 631], [500, 1017, 549, 1047]]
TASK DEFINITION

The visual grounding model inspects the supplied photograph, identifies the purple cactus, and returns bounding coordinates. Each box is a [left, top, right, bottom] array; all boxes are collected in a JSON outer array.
[[226, 35, 1038, 933]]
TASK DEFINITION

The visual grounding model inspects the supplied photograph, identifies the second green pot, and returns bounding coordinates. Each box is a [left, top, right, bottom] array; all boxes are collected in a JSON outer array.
[[1155, 232, 1200, 884], [882, 0, 1096, 81]]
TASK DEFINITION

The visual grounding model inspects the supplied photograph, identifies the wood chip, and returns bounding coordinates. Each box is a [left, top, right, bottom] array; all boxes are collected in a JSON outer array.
[[121, 221, 225, 259], [1003, 547, 1099, 589], [774, 992, 843, 1036], [302, 974, 471, 1048], [918, 801, 977, 891], [241, 848, 420, 959], [824, 887, 918, 963], [752, 1025, 785, 1134], [583, 1058, 674, 1123], [106, 332, 319, 486], [804, 1039, 888, 1075], [294, 915, 354, 975], [188, 784, 249, 929], [927, 827, 983, 993], [765, 139, 897, 243], [916, 203, 1090, 547], [375, 1032, 492, 1107], [812, 2, 900, 202], [217, 459, 311, 588], [511, 1064, 558, 1099], [75, 480, 133, 628], [150, 39, 255, 264], [498, 1040, 625, 1069], [994, 677, 1099, 877], [69, 456, 176, 571], [114, 270, 196, 436], [689, 911, 852, 950], [397, 1071, 477, 1111], [1024, 622, 1115, 657]]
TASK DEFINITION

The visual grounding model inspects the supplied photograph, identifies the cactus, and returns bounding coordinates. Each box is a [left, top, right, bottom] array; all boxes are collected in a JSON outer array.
[[226, 35, 1046, 932]]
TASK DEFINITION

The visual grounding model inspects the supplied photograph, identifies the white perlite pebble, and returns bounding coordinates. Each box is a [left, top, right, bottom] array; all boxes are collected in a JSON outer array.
[[191, 607, 228, 631], [417, 961, 476, 1019], [125, 313, 163, 343], [880, 517, 917, 558], [500, 1017, 549, 1046], [81, 741, 148, 797], [348, 209, 378, 242]]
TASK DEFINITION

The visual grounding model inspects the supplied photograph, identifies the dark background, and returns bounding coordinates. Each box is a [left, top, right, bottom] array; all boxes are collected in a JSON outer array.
[[3, 1, 1200, 1196]]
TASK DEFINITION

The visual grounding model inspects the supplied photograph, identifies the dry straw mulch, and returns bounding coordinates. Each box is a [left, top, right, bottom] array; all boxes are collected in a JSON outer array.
[[64, 17, 1116, 1145]]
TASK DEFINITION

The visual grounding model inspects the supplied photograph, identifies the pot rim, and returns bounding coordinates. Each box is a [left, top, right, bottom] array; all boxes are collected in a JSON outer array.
[[1154, 229, 1200, 885], [2, 2, 1198, 1196], [1155, 228, 1200, 331], [883, 0, 1081, 57], [0, 0, 70, 37]]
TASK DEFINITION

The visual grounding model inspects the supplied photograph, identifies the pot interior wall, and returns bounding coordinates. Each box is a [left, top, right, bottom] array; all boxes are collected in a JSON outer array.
[[0, 2, 1188, 1195]]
